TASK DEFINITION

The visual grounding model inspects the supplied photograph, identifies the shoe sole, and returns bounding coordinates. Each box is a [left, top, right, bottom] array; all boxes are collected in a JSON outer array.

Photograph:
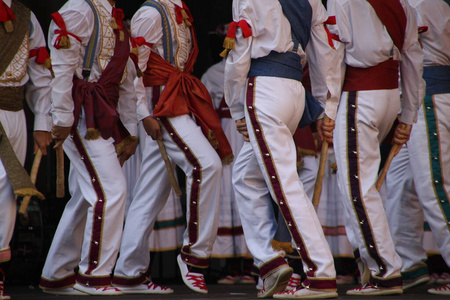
[[73, 284, 123, 296], [43, 289, 89, 296], [121, 290, 174, 294], [258, 267, 293, 298], [428, 290, 450, 295], [177, 255, 208, 294], [347, 288, 403, 296], [403, 276, 430, 290], [274, 291, 338, 299]]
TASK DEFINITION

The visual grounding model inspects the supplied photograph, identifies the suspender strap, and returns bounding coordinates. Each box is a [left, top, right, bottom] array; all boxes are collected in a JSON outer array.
[[82, 0, 100, 80], [142, 0, 174, 64], [366, 0, 406, 51]]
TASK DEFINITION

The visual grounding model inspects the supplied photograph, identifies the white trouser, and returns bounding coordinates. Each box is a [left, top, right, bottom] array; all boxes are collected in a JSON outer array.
[[0, 110, 27, 262], [316, 150, 354, 257], [385, 145, 428, 274], [41, 117, 127, 287], [212, 117, 250, 257], [114, 113, 221, 283], [408, 94, 450, 266], [233, 77, 335, 287], [334, 89, 403, 286]]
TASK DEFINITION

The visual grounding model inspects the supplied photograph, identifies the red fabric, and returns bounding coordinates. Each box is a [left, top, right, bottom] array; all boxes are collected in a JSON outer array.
[[343, 59, 399, 91], [322, 24, 335, 48], [227, 20, 252, 39], [72, 25, 130, 144], [293, 126, 318, 154], [216, 97, 231, 119], [0, 0, 14, 22], [130, 36, 152, 48], [51, 12, 81, 49], [112, 7, 124, 31], [142, 3, 232, 161], [366, 0, 407, 51], [130, 36, 152, 65], [29, 47, 50, 65], [143, 52, 233, 161], [175, 2, 194, 25], [294, 64, 318, 156], [418, 26, 428, 34], [324, 16, 336, 25]]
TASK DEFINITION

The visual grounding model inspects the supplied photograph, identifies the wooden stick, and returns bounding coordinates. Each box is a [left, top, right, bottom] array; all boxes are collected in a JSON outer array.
[[312, 117, 331, 207], [56, 146, 65, 198], [157, 139, 182, 197], [376, 124, 410, 191], [18, 149, 42, 215], [313, 140, 329, 207]]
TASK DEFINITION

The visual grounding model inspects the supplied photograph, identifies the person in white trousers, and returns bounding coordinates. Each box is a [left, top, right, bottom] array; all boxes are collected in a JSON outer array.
[[39, 0, 138, 296], [224, 0, 341, 298], [0, 1, 53, 299], [324, 0, 423, 295]]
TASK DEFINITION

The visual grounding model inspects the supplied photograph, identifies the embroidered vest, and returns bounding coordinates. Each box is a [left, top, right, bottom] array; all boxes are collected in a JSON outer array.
[[141, 0, 191, 71], [0, 0, 30, 84]]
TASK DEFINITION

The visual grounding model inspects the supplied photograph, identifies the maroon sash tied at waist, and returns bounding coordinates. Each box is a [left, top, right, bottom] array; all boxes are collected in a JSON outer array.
[[343, 59, 399, 92], [71, 25, 131, 144]]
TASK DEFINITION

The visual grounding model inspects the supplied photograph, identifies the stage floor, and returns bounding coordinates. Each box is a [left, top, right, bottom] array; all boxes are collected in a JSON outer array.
[[5, 282, 448, 300]]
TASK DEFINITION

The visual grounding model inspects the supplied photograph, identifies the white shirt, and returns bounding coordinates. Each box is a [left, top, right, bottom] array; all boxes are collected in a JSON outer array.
[[408, 0, 450, 67], [0, 1, 52, 131], [131, 0, 193, 121], [327, 0, 424, 124], [48, 0, 137, 135], [201, 59, 226, 110], [224, 0, 340, 121]]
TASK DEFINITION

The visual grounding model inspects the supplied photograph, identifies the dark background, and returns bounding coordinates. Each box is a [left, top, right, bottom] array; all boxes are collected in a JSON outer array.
[[8, 0, 232, 286]]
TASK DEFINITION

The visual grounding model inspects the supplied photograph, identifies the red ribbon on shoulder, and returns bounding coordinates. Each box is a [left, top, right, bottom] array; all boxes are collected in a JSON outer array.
[[129, 36, 153, 68], [130, 36, 153, 49], [227, 20, 252, 39], [51, 12, 81, 49], [219, 20, 251, 57], [30, 47, 50, 64], [0, 0, 14, 22]]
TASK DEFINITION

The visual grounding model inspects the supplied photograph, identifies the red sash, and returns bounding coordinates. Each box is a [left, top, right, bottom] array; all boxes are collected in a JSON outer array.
[[366, 0, 407, 51], [343, 1, 407, 92], [142, 16, 233, 163], [143, 51, 233, 163], [71, 27, 130, 144], [343, 59, 399, 91]]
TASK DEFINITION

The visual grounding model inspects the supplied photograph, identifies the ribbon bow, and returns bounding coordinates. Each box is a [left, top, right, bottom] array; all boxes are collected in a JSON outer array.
[[129, 36, 153, 77], [219, 20, 252, 57], [111, 7, 125, 41], [30, 47, 54, 77], [0, 0, 15, 33], [30, 47, 51, 67], [130, 36, 153, 54], [51, 12, 81, 49], [175, 2, 193, 27]]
